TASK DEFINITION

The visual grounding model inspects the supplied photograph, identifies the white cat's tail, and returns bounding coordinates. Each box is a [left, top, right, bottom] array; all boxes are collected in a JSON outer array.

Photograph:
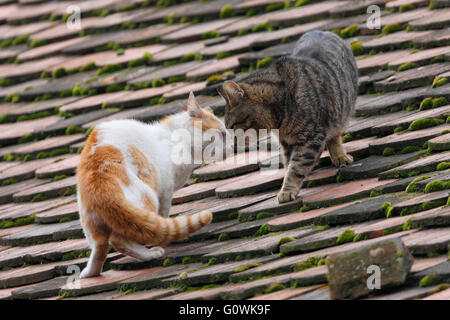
[[89, 192, 213, 246]]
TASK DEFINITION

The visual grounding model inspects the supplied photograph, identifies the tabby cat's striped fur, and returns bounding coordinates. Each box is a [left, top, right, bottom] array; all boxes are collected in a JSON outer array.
[[220, 31, 358, 203]]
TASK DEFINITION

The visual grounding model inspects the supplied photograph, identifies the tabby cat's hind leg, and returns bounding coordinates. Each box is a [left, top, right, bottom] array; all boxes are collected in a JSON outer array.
[[326, 134, 353, 167], [110, 233, 165, 261]]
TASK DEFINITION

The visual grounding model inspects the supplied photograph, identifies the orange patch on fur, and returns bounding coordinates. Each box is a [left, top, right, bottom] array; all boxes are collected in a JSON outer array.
[[142, 193, 157, 212], [160, 116, 173, 127], [128, 145, 159, 192], [191, 110, 222, 131], [186, 215, 194, 233]]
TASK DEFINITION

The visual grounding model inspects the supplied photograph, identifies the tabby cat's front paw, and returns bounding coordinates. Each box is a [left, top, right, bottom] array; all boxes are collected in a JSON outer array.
[[277, 189, 297, 203], [331, 153, 353, 167]]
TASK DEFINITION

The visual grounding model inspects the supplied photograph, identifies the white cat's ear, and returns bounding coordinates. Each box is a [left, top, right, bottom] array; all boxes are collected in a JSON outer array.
[[222, 81, 244, 105], [187, 91, 203, 118]]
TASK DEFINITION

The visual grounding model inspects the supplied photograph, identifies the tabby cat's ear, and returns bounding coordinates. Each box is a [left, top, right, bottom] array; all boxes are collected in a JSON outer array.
[[221, 81, 244, 106], [187, 91, 203, 118]]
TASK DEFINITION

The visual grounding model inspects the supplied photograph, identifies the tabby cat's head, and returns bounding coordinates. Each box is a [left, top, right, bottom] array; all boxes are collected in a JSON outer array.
[[219, 81, 259, 132]]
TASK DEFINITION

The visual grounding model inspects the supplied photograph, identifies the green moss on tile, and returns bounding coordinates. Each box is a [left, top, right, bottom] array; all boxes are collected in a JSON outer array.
[[151, 78, 166, 88], [419, 274, 441, 287], [294, 0, 309, 7], [202, 30, 220, 39], [432, 77, 448, 89], [430, 55, 444, 64], [167, 75, 186, 83], [219, 4, 233, 19], [265, 283, 286, 294], [234, 263, 261, 273], [382, 147, 396, 157], [399, 4, 416, 12], [162, 258, 174, 267], [216, 51, 231, 59], [254, 223, 269, 237], [350, 41, 364, 56], [59, 217, 71, 223], [252, 21, 273, 33], [406, 176, 431, 193], [218, 233, 229, 241], [397, 62, 419, 72], [278, 237, 296, 246], [256, 211, 275, 220], [340, 24, 359, 38], [0, 78, 11, 87], [424, 180, 450, 193], [256, 57, 275, 69], [381, 23, 405, 35], [336, 229, 355, 244], [265, 2, 288, 13], [237, 29, 248, 36], [293, 256, 317, 272], [12, 34, 30, 46], [432, 97, 448, 109], [105, 83, 125, 93], [436, 161, 450, 171], [408, 118, 444, 131], [419, 97, 433, 111], [1, 178, 18, 186], [406, 104, 419, 112], [65, 126, 83, 135], [180, 52, 202, 63], [182, 257, 197, 264], [400, 145, 421, 154], [31, 193, 48, 202], [341, 133, 352, 143]]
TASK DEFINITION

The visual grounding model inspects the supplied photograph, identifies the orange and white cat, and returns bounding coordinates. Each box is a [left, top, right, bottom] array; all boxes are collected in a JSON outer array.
[[76, 92, 230, 278]]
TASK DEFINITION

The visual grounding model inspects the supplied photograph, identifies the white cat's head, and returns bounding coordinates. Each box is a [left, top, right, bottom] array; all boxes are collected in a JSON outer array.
[[187, 92, 232, 161]]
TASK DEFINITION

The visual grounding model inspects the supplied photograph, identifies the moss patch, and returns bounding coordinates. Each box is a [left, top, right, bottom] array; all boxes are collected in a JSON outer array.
[[217, 233, 229, 241], [408, 118, 444, 131], [182, 257, 197, 264], [293, 256, 318, 272], [256, 57, 275, 69], [278, 237, 296, 246], [419, 274, 441, 287], [424, 180, 450, 193], [382, 147, 396, 157], [436, 162, 450, 171], [265, 283, 286, 294], [397, 62, 419, 72], [381, 23, 405, 35], [234, 263, 262, 273], [432, 77, 448, 88], [336, 229, 355, 244], [254, 223, 269, 237], [340, 24, 359, 38], [406, 176, 431, 193], [350, 41, 364, 56], [255, 212, 275, 220], [162, 258, 174, 267]]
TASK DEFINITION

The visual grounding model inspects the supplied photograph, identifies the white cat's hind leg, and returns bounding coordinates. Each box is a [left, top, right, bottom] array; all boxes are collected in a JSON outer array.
[[110, 233, 165, 261], [80, 232, 110, 279]]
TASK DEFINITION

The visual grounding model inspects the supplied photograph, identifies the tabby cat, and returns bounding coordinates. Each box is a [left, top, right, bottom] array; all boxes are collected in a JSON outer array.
[[77, 92, 228, 278], [219, 31, 358, 203]]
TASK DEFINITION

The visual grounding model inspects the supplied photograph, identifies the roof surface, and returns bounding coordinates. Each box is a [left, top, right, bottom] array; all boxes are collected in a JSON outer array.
[[0, 0, 450, 300]]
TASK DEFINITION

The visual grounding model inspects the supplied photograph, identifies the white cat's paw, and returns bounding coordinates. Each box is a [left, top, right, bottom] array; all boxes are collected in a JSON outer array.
[[80, 267, 98, 279], [277, 189, 296, 203], [149, 246, 165, 259]]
